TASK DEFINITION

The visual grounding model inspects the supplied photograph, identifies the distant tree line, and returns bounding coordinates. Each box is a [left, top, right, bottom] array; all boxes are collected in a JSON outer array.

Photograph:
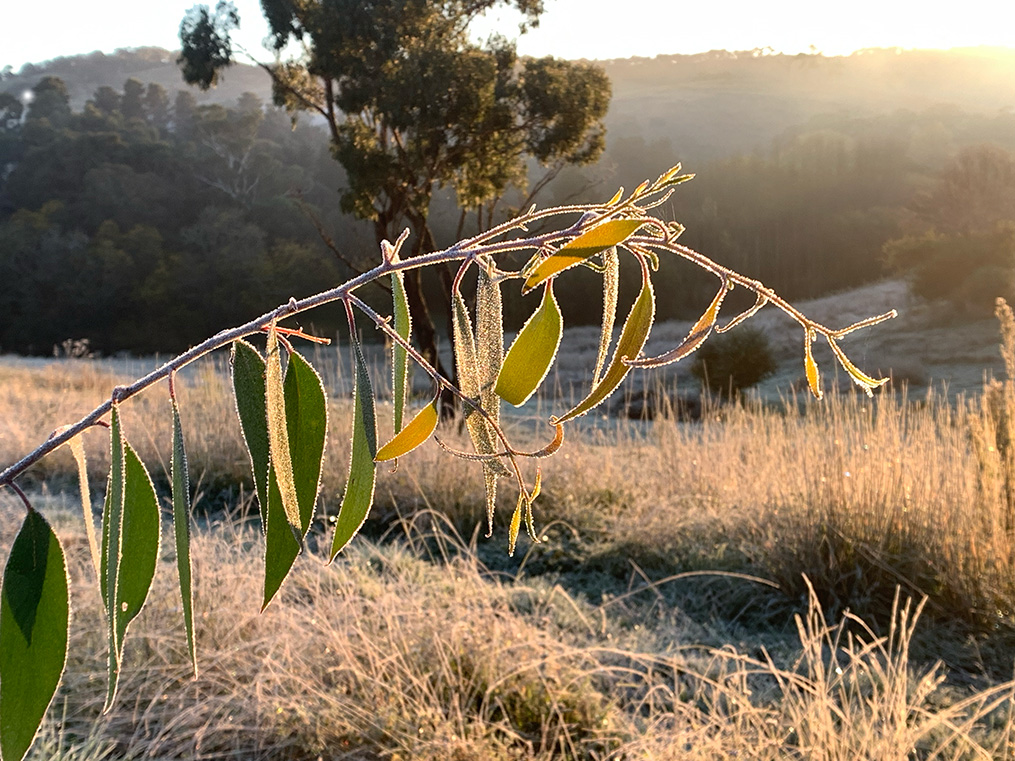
[[0, 75, 367, 353]]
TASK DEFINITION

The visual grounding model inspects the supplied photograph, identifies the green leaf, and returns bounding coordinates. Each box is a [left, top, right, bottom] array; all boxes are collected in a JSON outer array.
[[100, 405, 125, 705], [524, 218, 644, 292], [375, 397, 439, 461], [261, 349, 329, 608], [231, 340, 269, 528], [496, 281, 563, 407], [105, 442, 161, 710], [262, 466, 301, 609], [554, 268, 655, 424], [265, 325, 302, 542], [391, 271, 412, 434], [329, 341, 377, 560], [284, 350, 328, 532], [0, 511, 69, 761], [625, 281, 729, 368], [171, 395, 197, 677], [594, 247, 619, 384]]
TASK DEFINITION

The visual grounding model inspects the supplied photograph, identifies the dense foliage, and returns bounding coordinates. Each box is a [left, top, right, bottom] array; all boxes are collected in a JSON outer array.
[[0, 76, 363, 354]]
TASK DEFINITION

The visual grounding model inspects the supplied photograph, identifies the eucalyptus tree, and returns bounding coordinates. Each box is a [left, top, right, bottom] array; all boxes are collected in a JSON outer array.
[[178, 0, 611, 373]]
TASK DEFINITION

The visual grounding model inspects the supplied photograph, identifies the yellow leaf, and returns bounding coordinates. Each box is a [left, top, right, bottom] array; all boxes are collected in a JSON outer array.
[[496, 281, 563, 406], [626, 281, 729, 368], [805, 329, 822, 399], [524, 219, 644, 292], [375, 398, 439, 462]]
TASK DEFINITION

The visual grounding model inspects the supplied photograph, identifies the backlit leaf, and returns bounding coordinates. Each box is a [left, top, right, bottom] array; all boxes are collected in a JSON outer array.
[[231, 340, 269, 528], [594, 247, 619, 383], [100, 405, 124, 706], [453, 288, 509, 476], [0, 511, 69, 761], [263, 349, 329, 606], [805, 330, 822, 399], [554, 267, 655, 424], [376, 397, 439, 461], [827, 336, 888, 397], [105, 442, 160, 710], [63, 431, 100, 585], [171, 393, 197, 677], [476, 267, 503, 424], [284, 350, 328, 532], [625, 281, 729, 368], [262, 466, 300, 609], [391, 271, 412, 434], [265, 325, 302, 541], [496, 281, 563, 406], [524, 219, 645, 292], [329, 341, 377, 560]]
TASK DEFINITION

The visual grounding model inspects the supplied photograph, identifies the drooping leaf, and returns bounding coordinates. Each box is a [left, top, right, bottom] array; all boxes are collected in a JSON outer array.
[[262, 466, 300, 609], [496, 281, 563, 407], [594, 247, 619, 383], [0, 511, 69, 761], [476, 266, 503, 424], [827, 335, 889, 397], [375, 397, 439, 461], [524, 218, 645, 292], [105, 442, 160, 710], [804, 329, 822, 400], [508, 493, 524, 557], [171, 393, 197, 677], [100, 405, 125, 704], [284, 350, 328, 532], [625, 280, 729, 368], [329, 341, 377, 560], [453, 288, 509, 477], [391, 271, 412, 434], [716, 292, 767, 334], [554, 267, 655, 424], [64, 431, 100, 585], [231, 340, 269, 528], [262, 349, 329, 608], [265, 325, 302, 541]]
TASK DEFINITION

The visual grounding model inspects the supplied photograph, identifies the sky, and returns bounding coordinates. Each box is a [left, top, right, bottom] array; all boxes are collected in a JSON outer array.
[[4, 0, 1015, 71]]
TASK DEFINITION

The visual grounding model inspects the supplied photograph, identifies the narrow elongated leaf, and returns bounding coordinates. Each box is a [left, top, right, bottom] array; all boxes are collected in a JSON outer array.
[[827, 336, 888, 397], [594, 247, 619, 383], [496, 281, 563, 406], [453, 289, 510, 476], [105, 443, 160, 710], [265, 326, 302, 541], [625, 281, 729, 368], [262, 466, 301, 609], [476, 267, 503, 423], [716, 292, 767, 334], [64, 431, 100, 585], [329, 341, 377, 560], [376, 398, 439, 461], [804, 330, 822, 399], [262, 349, 329, 608], [554, 270, 655, 424], [171, 395, 197, 677], [391, 271, 412, 434], [0, 511, 69, 761], [524, 219, 644, 292], [231, 340, 269, 528], [284, 350, 328, 532], [100, 405, 124, 705]]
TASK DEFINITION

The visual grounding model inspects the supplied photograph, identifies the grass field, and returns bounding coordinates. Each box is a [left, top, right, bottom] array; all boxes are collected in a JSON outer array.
[[4, 302, 1015, 759]]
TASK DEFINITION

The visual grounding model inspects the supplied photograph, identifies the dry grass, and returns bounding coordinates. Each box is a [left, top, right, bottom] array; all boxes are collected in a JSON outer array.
[[2, 499, 1013, 761], [3, 322, 1015, 758]]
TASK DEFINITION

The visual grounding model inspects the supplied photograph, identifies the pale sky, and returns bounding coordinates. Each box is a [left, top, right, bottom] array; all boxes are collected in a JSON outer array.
[[4, 0, 1014, 71]]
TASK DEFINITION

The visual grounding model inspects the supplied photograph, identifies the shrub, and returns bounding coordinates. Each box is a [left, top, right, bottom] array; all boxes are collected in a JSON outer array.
[[690, 326, 776, 395]]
